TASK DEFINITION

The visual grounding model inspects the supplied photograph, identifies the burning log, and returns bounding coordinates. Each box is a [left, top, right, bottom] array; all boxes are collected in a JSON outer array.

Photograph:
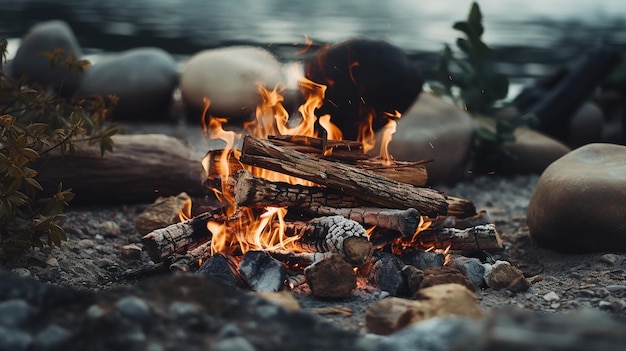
[[239, 135, 448, 217], [304, 206, 421, 237], [141, 210, 225, 263], [235, 170, 363, 209], [267, 135, 428, 186], [283, 216, 373, 267], [266, 250, 334, 268]]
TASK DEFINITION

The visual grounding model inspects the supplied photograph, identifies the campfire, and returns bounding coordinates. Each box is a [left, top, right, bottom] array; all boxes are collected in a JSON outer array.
[[141, 71, 503, 298]]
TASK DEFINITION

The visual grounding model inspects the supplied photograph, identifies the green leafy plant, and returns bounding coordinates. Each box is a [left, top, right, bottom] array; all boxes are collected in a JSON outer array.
[[0, 39, 121, 260], [430, 2, 538, 170]]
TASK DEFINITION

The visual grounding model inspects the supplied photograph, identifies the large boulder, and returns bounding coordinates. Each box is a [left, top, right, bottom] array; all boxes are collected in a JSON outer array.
[[500, 127, 571, 174], [76, 47, 179, 121], [374, 93, 474, 184], [305, 38, 423, 140], [179, 46, 285, 123], [527, 143, 626, 253], [10, 20, 83, 97]]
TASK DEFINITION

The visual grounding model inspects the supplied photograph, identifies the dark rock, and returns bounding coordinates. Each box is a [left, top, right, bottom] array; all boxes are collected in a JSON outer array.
[[401, 248, 444, 270], [10, 20, 83, 97], [196, 253, 246, 288], [401, 265, 424, 296], [449, 256, 487, 289], [76, 47, 178, 122], [305, 254, 356, 299], [527, 143, 626, 252], [367, 252, 409, 297], [305, 38, 423, 140], [238, 251, 287, 292]]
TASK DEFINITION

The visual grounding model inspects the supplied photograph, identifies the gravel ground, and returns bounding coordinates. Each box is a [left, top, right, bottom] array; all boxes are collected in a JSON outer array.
[[4, 170, 625, 336]]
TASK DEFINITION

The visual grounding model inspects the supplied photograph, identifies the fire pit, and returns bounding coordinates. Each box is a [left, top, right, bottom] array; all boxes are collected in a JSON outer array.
[[140, 70, 506, 304]]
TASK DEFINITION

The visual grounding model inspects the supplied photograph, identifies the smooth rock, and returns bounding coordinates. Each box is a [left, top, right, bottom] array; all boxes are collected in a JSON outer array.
[[305, 38, 423, 140], [501, 127, 570, 174], [568, 102, 605, 147], [34, 324, 72, 351], [0, 299, 32, 327], [76, 47, 178, 121], [527, 143, 626, 253], [375, 93, 474, 184], [0, 325, 33, 351], [10, 20, 83, 96], [365, 284, 483, 335], [543, 291, 560, 302], [115, 296, 151, 321], [304, 254, 356, 299], [213, 336, 256, 351], [180, 46, 284, 122]]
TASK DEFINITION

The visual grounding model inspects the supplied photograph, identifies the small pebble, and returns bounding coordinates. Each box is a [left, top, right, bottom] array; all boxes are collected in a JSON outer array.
[[99, 221, 121, 237], [34, 324, 72, 351], [550, 302, 560, 309], [168, 302, 202, 316], [86, 305, 107, 319], [598, 300, 613, 310], [121, 244, 142, 260], [77, 239, 95, 249], [11, 268, 31, 277], [543, 291, 560, 302], [606, 285, 626, 293], [0, 299, 32, 327], [115, 296, 151, 321], [45, 257, 59, 267], [599, 254, 623, 265]]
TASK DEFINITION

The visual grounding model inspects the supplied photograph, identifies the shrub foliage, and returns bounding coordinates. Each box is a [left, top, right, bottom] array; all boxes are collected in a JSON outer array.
[[0, 39, 121, 260]]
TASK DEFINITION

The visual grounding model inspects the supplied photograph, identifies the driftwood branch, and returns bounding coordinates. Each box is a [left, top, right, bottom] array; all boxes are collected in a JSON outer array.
[[36, 134, 206, 205], [239, 135, 448, 217]]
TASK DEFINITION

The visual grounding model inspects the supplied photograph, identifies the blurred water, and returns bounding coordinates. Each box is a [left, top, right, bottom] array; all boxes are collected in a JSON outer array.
[[1, 0, 625, 78]]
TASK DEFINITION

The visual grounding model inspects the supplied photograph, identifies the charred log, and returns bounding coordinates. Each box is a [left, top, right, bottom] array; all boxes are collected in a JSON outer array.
[[239, 135, 448, 217]]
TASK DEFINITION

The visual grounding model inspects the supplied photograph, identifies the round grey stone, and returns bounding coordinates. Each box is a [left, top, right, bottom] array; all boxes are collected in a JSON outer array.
[[0, 299, 32, 327], [115, 296, 151, 321]]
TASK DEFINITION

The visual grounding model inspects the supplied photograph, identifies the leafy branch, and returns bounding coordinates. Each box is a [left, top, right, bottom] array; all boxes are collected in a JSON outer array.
[[0, 44, 121, 261]]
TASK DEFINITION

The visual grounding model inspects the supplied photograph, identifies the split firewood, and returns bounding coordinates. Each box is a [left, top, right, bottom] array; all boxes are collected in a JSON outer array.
[[168, 239, 213, 272], [415, 224, 503, 251], [267, 135, 366, 160], [304, 206, 421, 237], [239, 135, 448, 217], [446, 196, 477, 218], [283, 216, 373, 267], [235, 170, 362, 209], [141, 210, 225, 263], [354, 157, 428, 186]]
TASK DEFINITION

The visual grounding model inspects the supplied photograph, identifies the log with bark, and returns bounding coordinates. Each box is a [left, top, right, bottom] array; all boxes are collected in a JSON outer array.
[[142, 210, 225, 263], [238, 136, 448, 217], [36, 134, 206, 205], [235, 170, 476, 219]]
